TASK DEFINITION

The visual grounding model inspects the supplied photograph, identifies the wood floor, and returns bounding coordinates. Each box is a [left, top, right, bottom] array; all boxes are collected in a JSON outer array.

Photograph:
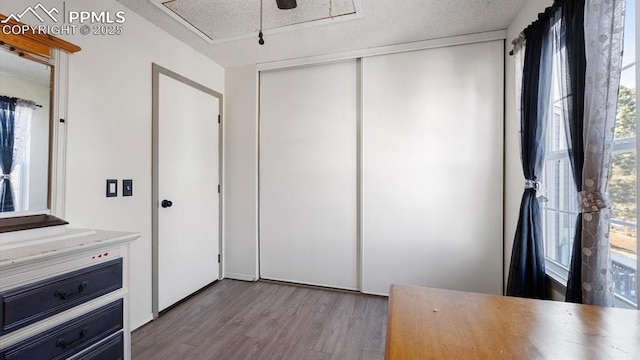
[[132, 280, 388, 360]]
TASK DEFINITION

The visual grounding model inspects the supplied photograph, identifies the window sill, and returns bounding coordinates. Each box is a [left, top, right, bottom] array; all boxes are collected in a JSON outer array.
[[546, 270, 567, 301], [545, 259, 638, 309]]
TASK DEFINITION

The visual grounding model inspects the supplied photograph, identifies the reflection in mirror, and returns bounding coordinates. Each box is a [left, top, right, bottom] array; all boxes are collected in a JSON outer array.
[[0, 49, 51, 213]]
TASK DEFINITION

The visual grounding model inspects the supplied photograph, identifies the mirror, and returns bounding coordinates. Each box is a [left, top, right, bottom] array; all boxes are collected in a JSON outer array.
[[0, 13, 79, 232], [0, 48, 52, 214]]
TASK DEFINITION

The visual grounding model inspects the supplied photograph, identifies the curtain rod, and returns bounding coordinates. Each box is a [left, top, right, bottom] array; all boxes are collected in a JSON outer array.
[[508, 33, 525, 57], [508, 0, 564, 56], [508, 41, 518, 56], [0, 94, 43, 108]]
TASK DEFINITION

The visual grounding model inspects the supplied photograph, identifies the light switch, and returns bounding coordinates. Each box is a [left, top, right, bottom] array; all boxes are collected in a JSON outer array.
[[106, 179, 117, 197], [123, 179, 133, 197]]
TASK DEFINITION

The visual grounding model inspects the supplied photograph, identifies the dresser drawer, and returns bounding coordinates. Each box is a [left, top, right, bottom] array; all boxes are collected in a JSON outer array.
[[1, 299, 123, 360], [0, 258, 122, 335], [71, 332, 123, 360]]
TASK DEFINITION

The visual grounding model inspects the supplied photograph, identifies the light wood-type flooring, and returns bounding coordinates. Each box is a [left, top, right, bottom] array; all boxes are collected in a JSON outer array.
[[132, 280, 388, 360]]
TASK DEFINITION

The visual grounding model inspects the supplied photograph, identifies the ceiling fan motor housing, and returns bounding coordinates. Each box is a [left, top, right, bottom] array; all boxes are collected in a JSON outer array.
[[276, 0, 298, 10]]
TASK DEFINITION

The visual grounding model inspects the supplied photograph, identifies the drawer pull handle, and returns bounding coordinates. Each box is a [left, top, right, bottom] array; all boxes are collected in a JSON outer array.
[[56, 327, 89, 349], [54, 281, 88, 300]]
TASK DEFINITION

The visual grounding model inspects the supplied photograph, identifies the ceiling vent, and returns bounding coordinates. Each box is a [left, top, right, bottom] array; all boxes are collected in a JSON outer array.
[[150, 0, 362, 44]]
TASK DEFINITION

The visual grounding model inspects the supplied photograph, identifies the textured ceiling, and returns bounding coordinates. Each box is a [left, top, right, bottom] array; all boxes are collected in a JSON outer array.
[[118, 0, 528, 67], [0, 50, 51, 86], [157, 0, 357, 41]]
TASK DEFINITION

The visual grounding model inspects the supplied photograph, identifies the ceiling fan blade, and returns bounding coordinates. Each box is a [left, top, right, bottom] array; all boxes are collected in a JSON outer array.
[[275, 0, 297, 10]]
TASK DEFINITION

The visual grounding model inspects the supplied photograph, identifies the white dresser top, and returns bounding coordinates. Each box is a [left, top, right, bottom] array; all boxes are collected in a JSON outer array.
[[0, 226, 139, 267]]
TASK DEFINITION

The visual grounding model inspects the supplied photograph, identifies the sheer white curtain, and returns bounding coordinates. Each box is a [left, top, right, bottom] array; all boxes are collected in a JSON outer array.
[[12, 100, 35, 170], [580, 0, 626, 306]]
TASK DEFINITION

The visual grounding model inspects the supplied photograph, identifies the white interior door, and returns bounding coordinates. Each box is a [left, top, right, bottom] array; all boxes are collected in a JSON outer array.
[[361, 41, 504, 296], [260, 61, 358, 290], [158, 73, 220, 311]]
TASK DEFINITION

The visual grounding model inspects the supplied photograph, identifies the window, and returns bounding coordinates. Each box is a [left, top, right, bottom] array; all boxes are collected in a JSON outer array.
[[544, 0, 637, 308], [609, 0, 637, 305]]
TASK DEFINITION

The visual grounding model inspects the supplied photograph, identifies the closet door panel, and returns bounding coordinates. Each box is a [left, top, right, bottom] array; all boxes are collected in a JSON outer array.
[[260, 61, 358, 289], [362, 41, 504, 295]]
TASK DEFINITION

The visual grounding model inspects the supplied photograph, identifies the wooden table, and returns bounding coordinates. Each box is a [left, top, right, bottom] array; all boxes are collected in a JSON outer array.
[[385, 284, 640, 359]]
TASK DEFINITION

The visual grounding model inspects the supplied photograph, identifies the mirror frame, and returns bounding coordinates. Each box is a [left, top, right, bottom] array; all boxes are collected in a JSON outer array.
[[0, 13, 80, 232]]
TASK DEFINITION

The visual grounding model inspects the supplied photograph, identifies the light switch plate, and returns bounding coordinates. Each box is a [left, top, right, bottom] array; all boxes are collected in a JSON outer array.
[[123, 179, 133, 197], [106, 179, 117, 197]]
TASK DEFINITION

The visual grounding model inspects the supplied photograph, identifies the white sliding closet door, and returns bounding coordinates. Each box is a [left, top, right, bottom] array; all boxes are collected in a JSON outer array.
[[260, 61, 358, 290], [362, 41, 504, 295]]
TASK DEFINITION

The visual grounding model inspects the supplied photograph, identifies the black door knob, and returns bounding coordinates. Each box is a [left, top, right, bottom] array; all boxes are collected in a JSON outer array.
[[161, 200, 173, 208]]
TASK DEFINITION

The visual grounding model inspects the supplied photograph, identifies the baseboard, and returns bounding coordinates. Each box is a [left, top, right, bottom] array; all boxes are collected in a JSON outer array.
[[131, 314, 154, 332], [224, 272, 258, 281]]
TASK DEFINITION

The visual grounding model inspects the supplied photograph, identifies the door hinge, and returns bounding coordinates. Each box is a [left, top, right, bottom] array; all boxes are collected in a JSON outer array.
[[218, 254, 221, 263], [217, 185, 220, 193], [218, 114, 221, 124]]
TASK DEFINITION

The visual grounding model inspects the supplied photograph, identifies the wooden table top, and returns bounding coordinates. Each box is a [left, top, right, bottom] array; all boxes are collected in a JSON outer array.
[[385, 284, 640, 359]]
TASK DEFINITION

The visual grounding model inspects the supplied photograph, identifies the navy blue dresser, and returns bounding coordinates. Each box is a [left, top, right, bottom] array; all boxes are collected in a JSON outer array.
[[0, 228, 138, 360]]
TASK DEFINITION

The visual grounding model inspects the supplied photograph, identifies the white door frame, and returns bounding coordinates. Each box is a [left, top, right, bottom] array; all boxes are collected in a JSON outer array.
[[151, 63, 223, 318]]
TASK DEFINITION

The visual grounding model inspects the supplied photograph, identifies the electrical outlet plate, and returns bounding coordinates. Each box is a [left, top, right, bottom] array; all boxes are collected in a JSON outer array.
[[106, 179, 117, 197], [123, 179, 133, 197]]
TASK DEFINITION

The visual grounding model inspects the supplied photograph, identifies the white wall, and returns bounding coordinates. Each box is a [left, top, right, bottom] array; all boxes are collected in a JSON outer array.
[[26, 92, 50, 213], [223, 65, 259, 280], [504, 0, 554, 292], [1, 0, 225, 329], [64, 0, 224, 330], [0, 72, 50, 212]]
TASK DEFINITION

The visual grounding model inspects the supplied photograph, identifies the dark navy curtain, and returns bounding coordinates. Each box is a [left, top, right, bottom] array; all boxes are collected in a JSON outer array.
[[508, 0, 588, 300], [0, 96, 17, 212], [506, 9, 556, 299], [560, 0, 587, 304]]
